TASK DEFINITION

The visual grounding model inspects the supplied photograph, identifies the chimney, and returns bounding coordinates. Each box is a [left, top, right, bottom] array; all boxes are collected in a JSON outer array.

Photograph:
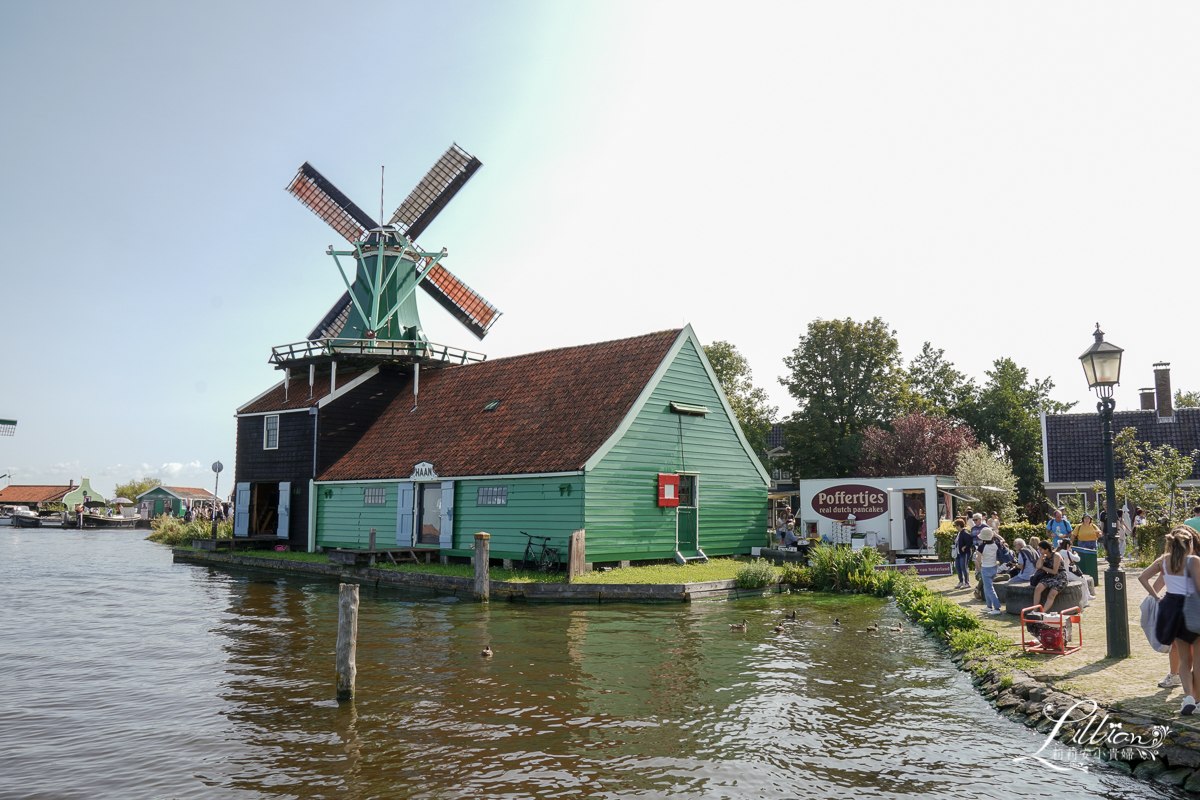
[[1155, 362, 1174, 422], [1140, 388, 1157, 410], [69, 479, 74, 488]]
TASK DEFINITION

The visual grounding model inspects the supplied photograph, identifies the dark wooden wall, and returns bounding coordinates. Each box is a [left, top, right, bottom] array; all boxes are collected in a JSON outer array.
[[234, 410, 315, 547]]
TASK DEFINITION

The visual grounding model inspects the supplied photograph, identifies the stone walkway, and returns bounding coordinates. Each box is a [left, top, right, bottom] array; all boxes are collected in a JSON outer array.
[[929, 567, 1200, 728]]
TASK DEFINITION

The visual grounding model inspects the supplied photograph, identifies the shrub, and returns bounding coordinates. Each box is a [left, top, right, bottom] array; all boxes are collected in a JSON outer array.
[[735, 558, 779, 589], [946, 627, 1012, 658], [805, 545, 914, 597], [780, 562, 811, 589], [998, 522, 1041, 545], [895, 579, 979, 638], [934, 521, 956, 561], [146, 515, 232, 546]]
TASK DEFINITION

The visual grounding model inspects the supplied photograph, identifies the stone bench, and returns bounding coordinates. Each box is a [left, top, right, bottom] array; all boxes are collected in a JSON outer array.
[[995, 578, 1090, 616]]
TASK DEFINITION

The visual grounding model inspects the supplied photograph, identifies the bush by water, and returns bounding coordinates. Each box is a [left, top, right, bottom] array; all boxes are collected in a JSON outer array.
[[146, 515, 232, 546]]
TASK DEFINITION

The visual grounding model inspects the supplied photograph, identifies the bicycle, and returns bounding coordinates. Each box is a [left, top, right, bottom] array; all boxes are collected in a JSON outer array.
[[520, 531, 560, 575]]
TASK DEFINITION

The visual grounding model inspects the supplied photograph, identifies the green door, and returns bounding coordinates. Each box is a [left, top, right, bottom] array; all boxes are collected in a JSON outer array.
[[677, 475, 698, 555]]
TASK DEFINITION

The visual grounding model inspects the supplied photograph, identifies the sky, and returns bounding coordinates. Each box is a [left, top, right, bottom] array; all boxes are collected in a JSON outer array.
[[1, 1, 1198, 499]]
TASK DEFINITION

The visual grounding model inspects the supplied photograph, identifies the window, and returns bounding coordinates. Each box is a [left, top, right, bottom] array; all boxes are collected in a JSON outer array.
[[477, 486, 507, 506], [772, 469, 781, 481], [483, 399, 501, 412], [263, 415, 279, 450], [781, 471, 792, 481], [364, 486, 386, 505]]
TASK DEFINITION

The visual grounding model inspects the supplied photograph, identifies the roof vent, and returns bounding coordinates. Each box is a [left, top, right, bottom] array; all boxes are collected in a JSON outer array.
[[483, 399, 501, 412], [1140, 388, 1156, 411], [670, 402, 710, 416]]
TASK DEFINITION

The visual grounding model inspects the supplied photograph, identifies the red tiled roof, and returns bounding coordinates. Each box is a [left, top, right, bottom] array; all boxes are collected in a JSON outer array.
[[319, 329, 682, 481], [239, 368, 371, 414], [0, 485, 73, 503]]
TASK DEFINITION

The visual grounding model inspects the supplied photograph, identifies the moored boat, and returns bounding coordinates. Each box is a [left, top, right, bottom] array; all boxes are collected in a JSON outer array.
[[82, 514, 139, 529], [12, 510, 41, 528]]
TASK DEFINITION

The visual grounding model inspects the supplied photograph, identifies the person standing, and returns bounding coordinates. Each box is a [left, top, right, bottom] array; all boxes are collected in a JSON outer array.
[[977, 529, 1002, 615], [1140, 528, 1200, 716], [1185, 506, 1200, 536], [1046, 509, 1073, 548], [953, 518, 972, 589], [1072, 514, 1100, 551], [987, 512, 1001, 534]]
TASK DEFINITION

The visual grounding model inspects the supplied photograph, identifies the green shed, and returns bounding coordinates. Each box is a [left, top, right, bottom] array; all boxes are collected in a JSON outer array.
[[312, 326, 769, 564], [136, 485, 221, 518]]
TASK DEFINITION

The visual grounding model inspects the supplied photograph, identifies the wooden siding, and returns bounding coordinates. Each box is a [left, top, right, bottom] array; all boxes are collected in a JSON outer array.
[[234, 412, 315, 546], [447, 477, 584, 560], [315, 482, 401, 549], [584, 338, 768, 560], [317, 370, 407, 475]]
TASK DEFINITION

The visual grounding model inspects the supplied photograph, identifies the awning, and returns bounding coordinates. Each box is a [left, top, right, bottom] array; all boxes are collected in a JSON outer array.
[[939, 488, 979, 503]]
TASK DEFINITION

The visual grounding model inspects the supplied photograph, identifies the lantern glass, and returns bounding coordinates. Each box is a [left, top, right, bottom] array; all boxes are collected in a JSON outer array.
[[1079, 326, 1123, 389]]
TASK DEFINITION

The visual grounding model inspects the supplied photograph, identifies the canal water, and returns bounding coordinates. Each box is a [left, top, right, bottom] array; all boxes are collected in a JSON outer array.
[[0, 530, 1182, 800]]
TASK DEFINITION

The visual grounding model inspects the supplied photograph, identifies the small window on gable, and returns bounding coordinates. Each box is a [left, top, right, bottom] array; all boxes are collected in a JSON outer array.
[[263, 415, 279, 450], [364, 486, 386, 505], [477, 486, 507, 506], [483, 399, 501, 412]]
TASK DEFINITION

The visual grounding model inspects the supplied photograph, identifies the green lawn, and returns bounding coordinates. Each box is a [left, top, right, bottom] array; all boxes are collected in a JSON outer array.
[[573, 557, 770, 584]]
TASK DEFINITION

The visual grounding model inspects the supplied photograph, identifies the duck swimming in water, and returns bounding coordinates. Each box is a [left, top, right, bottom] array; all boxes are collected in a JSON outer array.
[[866, 623, 878, 632], [890, 623, 903, 632], [481, 646, 493, 657], [730, 619, 748, 631], [774, 624, 785, 633]]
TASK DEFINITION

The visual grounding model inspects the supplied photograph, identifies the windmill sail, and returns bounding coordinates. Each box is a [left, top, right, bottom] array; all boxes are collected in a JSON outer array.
[[307, 291, 353, 340], [419, 262, 500, 339], [287, 162, 378, 243], [389, 144, 482, 241]]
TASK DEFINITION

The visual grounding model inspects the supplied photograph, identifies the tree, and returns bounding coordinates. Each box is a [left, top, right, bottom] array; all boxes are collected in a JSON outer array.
[[1098, 428, 1200, 523], [779, 317, 908, 478], [955, 444, 1019, 522], [960, 358, 1075, 508], [113, 477, 161, 502], [1175, 389, 1200, 409], [905, 342, 975, 416], [703, 340, 777, 467], [855, 412, 977, 478]]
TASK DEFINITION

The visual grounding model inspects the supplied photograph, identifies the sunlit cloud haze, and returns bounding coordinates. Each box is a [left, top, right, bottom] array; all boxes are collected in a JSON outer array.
[[2, 1, 1198, 497]]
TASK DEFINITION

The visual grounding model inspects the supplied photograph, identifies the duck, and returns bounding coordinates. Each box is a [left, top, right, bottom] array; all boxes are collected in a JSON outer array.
[[729, 619, 748, 631], [890, 623, 903, 632], [833, 618, 840, 626], [785, 610, 797, 620], [773, 624, 785, 633], [481, 646, 493, 658], [866, 623, 878, 632]]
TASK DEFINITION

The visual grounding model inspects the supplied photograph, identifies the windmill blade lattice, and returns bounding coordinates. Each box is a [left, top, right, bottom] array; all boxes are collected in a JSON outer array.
[[287, 162, 378, 244], [419, 262, 501, 339], [389, 143, 482, 241]]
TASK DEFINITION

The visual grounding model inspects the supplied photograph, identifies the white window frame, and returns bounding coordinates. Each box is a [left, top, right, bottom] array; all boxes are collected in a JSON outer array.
[[363, 486, 386, 506], [477, 486, 508, 506], [263, 415, 279, 450]]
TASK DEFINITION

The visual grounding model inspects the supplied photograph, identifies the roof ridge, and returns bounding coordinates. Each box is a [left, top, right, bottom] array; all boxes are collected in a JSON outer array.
[[468, 328, 683, 367]]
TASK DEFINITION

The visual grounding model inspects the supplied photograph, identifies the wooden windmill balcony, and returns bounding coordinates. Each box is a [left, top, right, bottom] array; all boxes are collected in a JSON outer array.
[[269, 337, 487, 369]]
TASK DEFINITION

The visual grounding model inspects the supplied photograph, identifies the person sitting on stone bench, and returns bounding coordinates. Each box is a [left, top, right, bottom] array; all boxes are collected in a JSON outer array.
[[780, 522, 800, 549], [1032, 540, 1069, 611], [1007, 538, 1038, 584]]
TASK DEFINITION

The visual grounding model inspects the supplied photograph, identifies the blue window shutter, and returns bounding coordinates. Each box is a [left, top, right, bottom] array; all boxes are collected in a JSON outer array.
[[234, 483, 250, 537], [277, 482, 291, 539], [396, 482, 414, 546], [439, 481, 455, 549]]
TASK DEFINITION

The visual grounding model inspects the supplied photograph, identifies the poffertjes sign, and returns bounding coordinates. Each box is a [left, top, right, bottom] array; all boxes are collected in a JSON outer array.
[[811, 484, 889, 520]]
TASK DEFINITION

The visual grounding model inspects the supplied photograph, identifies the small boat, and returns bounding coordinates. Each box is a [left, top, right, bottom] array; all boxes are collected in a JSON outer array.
[[11, 510, 41, 528], [82, 514, 139, 529]]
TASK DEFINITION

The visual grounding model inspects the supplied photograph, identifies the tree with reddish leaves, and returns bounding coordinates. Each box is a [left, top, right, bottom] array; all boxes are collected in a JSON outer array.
[[855, 412, 977, 478]]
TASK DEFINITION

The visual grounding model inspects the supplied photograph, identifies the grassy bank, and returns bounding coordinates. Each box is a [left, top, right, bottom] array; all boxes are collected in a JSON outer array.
[[147, 516, 232, 546]]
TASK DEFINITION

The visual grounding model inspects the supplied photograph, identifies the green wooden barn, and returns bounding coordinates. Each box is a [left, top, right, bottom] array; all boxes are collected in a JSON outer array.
[[310, 326, 769, 564]]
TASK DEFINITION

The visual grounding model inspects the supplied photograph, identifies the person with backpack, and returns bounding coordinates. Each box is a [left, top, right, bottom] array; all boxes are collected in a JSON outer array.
[[1139, 527, 1200, 716], [1009, 538, 1039, 583], [977, 528, 1005, 615]]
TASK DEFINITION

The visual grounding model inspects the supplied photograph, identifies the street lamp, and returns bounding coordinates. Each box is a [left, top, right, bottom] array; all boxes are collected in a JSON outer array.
[[1079, 323, 1129, 658]]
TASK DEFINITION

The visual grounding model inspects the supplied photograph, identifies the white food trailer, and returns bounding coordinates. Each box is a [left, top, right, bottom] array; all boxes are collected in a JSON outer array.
[[794, 475, 975, 559]]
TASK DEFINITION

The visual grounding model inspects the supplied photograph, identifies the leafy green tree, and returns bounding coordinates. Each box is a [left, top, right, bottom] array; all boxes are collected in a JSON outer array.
[[703, 341, 777, 467], [905, 342, 975, 416], [955, 444, 1019, 522], [1097, 428, 1199, 523], [1175, 389, 1200, 409], [113, 477, 162, 502], [779, 317, 908, 478], [960, 358, 1074, 508]]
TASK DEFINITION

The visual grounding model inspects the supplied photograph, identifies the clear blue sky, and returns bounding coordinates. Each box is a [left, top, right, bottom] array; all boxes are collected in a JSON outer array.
[[3, 2, 1198, 498]]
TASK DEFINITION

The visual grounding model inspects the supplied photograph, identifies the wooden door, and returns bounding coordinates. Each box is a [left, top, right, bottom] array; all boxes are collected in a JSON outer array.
[[276, 482, 291, 539], [396, 482, 414, 546], [234, 483, 251, 537], [677, 475, 698, 554], [417, 483, 442, 546]]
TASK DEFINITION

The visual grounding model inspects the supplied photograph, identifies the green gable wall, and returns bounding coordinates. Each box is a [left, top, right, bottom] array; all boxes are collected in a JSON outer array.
[[316, 482, 400, 549], [445, 477, 584, 561], [583, 338, 768, 560]]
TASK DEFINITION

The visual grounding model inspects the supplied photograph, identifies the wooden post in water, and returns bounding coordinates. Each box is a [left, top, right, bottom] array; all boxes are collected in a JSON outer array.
[[368, 527, 376, 565], [336, 583, 359, 700], [567, 529, 586, 583], [474, 532, 490, 602]]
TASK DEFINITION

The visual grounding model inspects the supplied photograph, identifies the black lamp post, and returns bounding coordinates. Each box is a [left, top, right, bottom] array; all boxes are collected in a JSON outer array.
[[1079, 323, 1129, 658]]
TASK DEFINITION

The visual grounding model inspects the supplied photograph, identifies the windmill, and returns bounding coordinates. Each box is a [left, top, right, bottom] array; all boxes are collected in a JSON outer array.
[[278, 144, 499, 367]]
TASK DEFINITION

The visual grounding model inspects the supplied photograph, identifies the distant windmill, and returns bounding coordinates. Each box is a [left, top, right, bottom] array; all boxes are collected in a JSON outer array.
[[286, 144, 499, 350]]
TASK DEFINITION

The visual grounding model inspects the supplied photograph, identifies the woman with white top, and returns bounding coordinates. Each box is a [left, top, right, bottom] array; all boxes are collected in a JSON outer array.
[[976, 528, 1002, 615], [1140, 527, 1200, 716], [1056, 540, 1091, 608]]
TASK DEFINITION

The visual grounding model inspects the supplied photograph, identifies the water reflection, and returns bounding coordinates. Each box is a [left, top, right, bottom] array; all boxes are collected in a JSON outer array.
[[0, 532, 1184, 799]]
